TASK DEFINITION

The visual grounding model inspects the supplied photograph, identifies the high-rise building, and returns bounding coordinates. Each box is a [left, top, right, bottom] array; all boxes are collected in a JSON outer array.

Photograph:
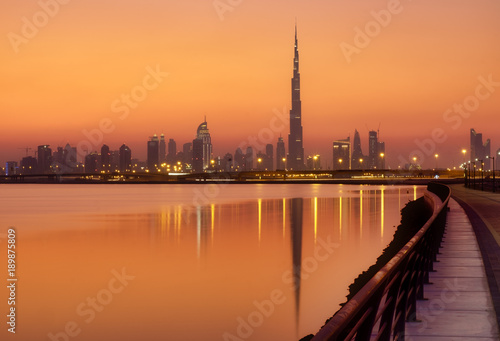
[[234, 148, 244, 171], [245, 147, 254, 171], [101, 144, 110, 172], [119, 144, 132, 172], [333, 138, 350, 170], [160, 134, 166, 163], [147, 135, 159, 171], [167, 138, 177, 164], [470, 129, 491, 170], [52, 147, 64, 166], [63, 143, 77, 171], [192, 138, 204, 173], [37, 145, 52, 174], [85, 153, 99, 174], [287, 24, 305, 170], [182, 143, 192, 166], [276, 136, 286, 170], [367, 130, 386, 169], [351, 130, 364, 169], [368, 131, 378, 169], [196, 120, 213, 169]]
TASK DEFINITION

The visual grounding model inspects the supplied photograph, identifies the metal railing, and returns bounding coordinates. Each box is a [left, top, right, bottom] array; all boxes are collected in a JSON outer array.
[[312, 183, 451, 341]]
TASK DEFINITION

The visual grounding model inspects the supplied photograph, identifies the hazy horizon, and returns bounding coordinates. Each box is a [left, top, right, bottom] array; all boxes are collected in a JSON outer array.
[[2, 0, 500, 168]]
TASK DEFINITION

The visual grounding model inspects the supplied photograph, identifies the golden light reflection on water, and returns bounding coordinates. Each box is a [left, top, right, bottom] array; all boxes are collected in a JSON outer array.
[[314, 197, 318, 244], [381, 188, 385, 239], [360, 189, 363, 238], [0, 184, 426, 341]]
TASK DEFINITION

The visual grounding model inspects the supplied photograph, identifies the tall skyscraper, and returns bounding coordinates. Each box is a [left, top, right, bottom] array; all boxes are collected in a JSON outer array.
[[196, 119, 213, 169], [351, 129, 364, 169], [167, 138, 177, 164], [245, 147, 253, 171], [470, 128, 491, 170], [192, 138, 204, 173], [160, 134, 166, 163], [101, 144, 110, 172], [368, 130, 378, 169], [276, 136, 286, 170], [182, 142, 192, 166], [37, 145, 52, 174], [147, 134, 159, 171], [234, 148, 244, 171], [287, 24, 305, 170], [333, 138, 351, 170], [119, 144, 132, 172], [367, 130, 386, 169], [63, 143, 77, 170]]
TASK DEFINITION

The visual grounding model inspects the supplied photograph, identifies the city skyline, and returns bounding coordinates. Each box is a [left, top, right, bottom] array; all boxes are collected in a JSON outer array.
[[2, 1, 500, 168]]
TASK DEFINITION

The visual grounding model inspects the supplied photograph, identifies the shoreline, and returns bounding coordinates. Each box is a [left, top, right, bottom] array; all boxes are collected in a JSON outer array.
[[0, 178, 464, 185]]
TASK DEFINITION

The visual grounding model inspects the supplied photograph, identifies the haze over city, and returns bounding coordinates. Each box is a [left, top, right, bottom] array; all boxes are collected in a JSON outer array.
[[2, 0, 500, 168]]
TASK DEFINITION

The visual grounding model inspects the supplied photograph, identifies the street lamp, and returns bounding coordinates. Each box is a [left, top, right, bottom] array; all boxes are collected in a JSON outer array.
[[379, 153, 385, 169], [359, 158, 363, 170], [434, 154, 439, 170], [462, 149, 467, 186], [338, 158, 343, 170], [475, 158, 484, 191], [473, 161, 477, 189], [487, 155, 495, 192]]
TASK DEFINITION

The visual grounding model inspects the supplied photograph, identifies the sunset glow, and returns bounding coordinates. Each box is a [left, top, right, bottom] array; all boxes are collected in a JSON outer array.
[[2, 0, 500, 168]]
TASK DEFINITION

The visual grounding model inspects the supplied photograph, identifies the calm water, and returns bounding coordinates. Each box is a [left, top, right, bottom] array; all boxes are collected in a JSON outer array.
[[0, 184, 424, 341]]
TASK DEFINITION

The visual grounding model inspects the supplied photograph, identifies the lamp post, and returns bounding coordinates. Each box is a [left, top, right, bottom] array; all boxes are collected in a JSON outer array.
[[467, 161, 471, 188], [473, 161, 476, 189], [462, 149, 467, 187], [487, 156, 495, 192], [434, 154, 439, 170], [476, 159, 484, 191], [379, 153, 385, 170], [359, 158, 363, 171], [338, 158, 343, 170]]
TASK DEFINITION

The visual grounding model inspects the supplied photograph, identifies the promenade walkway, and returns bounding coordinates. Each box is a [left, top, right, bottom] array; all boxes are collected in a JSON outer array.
[[406, 185, 500, 341], [405, 195, 499, 340]]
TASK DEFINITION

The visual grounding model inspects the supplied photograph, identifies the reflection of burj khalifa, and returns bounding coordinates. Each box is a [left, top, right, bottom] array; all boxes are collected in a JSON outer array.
[[287, 24, 305, 170]]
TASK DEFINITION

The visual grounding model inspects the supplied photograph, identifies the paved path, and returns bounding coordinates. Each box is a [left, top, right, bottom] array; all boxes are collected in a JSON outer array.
[[405, 197, 499, 340]]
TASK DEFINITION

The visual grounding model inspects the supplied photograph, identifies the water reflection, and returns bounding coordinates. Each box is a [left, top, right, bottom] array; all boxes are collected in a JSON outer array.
[[0, 184, 427, 341], [289, 198, 303, 332]]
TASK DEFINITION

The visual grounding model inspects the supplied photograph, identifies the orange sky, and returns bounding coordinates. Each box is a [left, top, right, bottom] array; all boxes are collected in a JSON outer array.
[[1, 0, 500, 168]]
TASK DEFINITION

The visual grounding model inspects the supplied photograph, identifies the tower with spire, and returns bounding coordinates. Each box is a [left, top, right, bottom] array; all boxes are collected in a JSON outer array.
[[287, 23, 305, 170]]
